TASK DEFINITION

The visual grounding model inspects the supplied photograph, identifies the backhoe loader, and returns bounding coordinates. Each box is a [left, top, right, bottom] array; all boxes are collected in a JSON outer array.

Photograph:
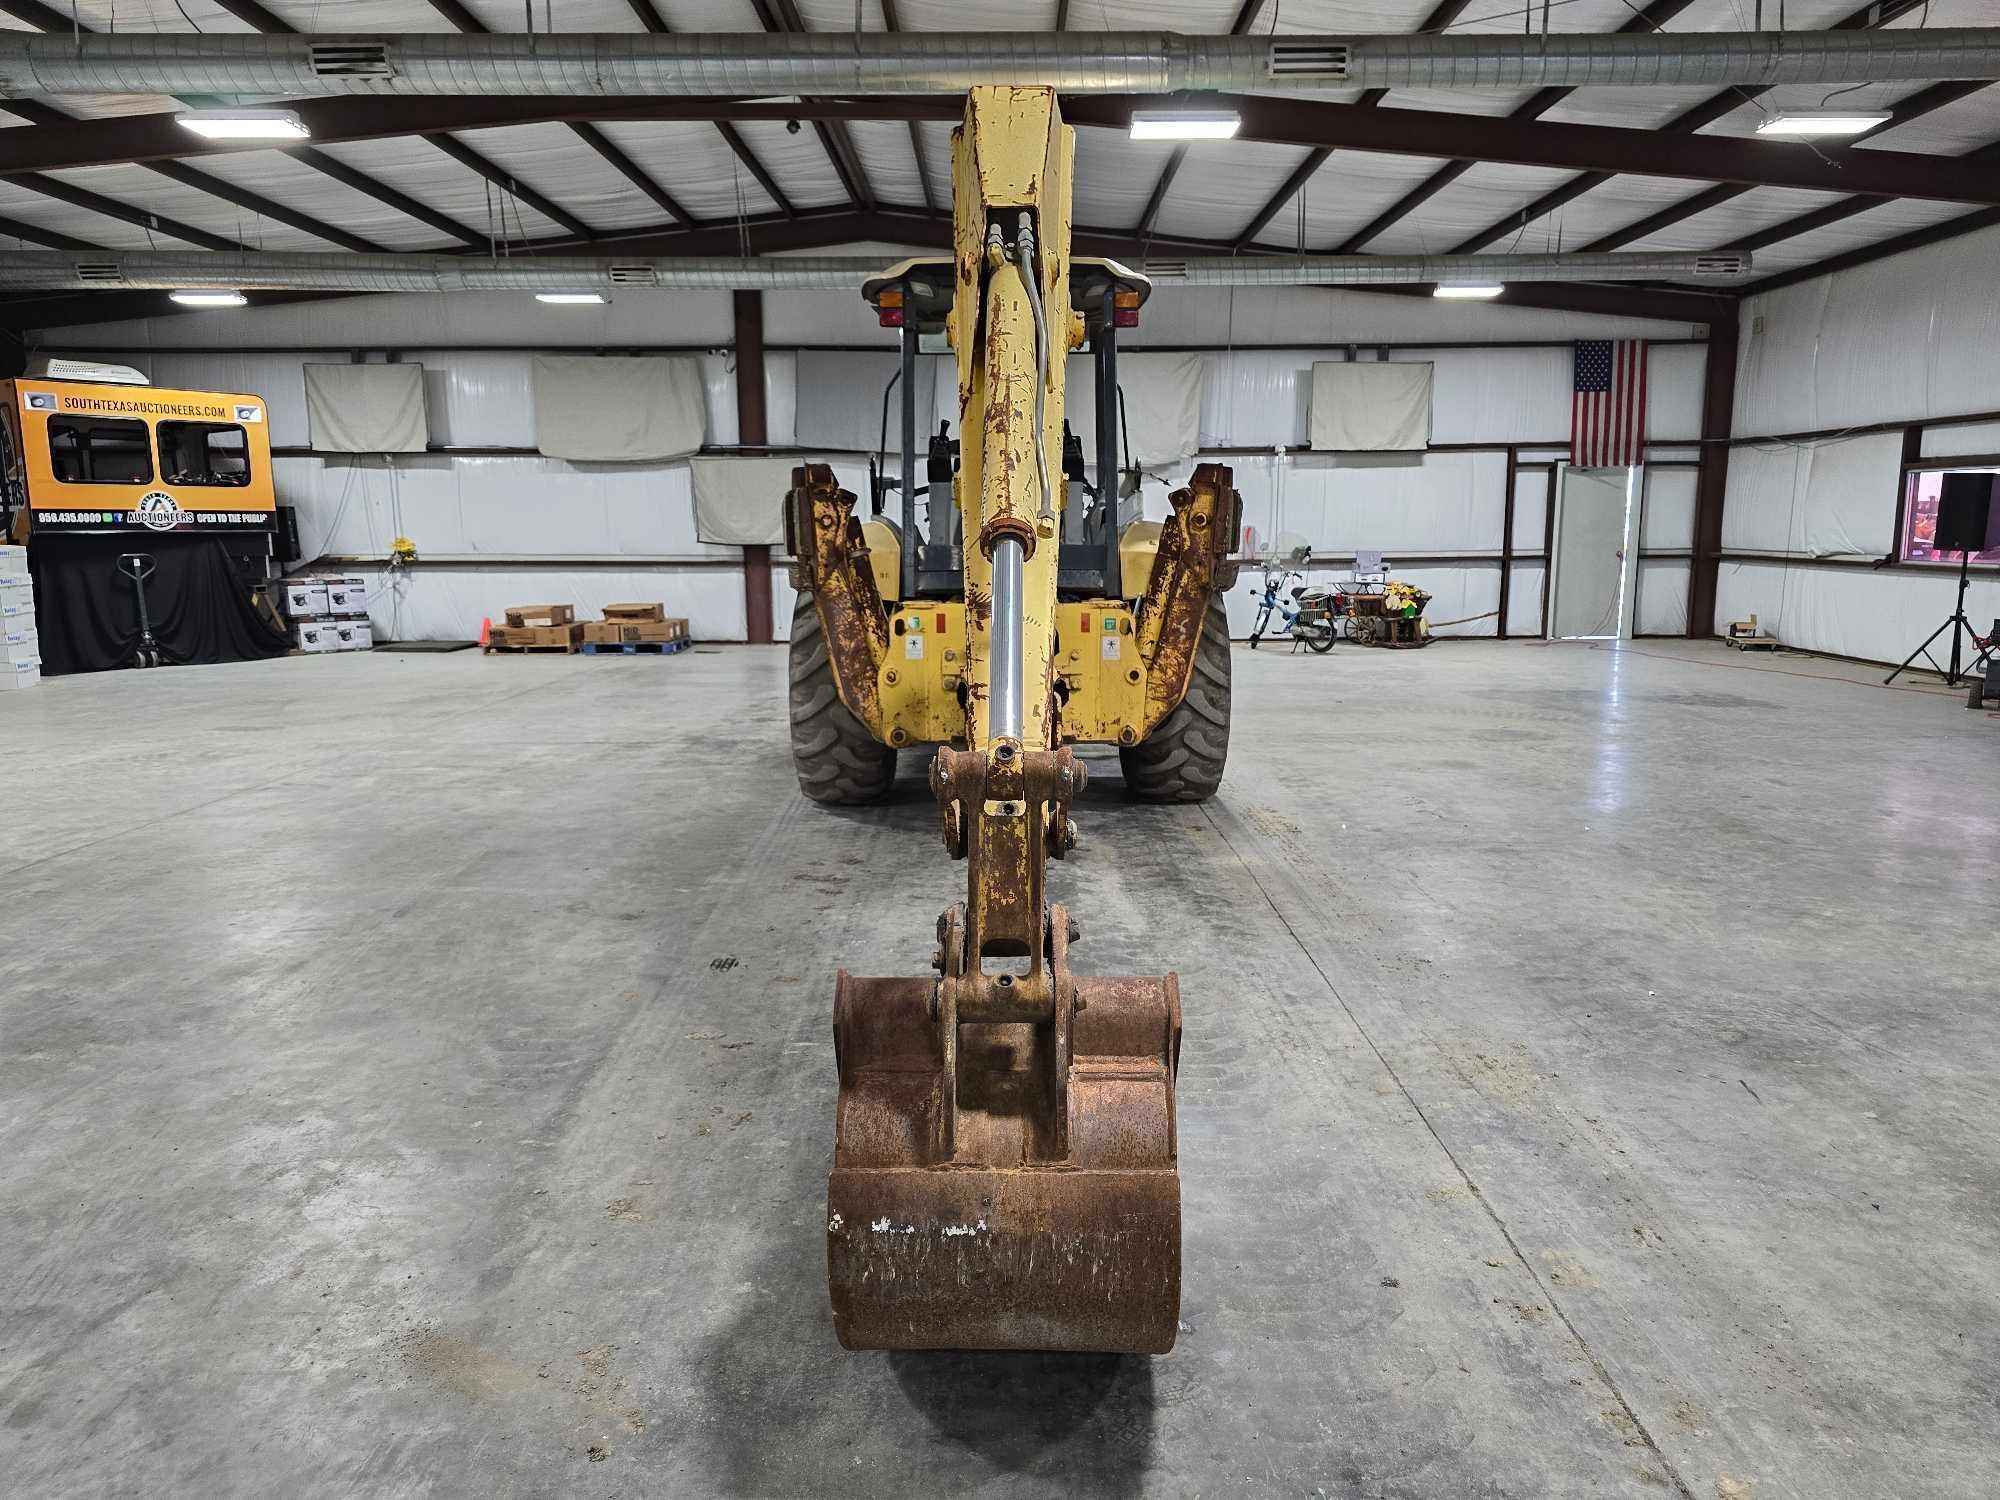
[[784, 86, 1241, 1354]]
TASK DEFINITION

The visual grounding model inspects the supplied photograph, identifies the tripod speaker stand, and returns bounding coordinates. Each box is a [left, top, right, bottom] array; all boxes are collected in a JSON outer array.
[[1886, 473, 1995, 686]]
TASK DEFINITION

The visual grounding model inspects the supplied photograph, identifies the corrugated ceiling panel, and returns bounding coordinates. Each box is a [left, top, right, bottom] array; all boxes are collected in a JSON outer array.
[[594, 120, 783, 219], [898, 0, 1076, 27], [13, 93, 186, 119], [1438, 173, 1722, 254], [309, 135, 573, 243], [794, 0, 889, 27], [177, 148, 464, 251], [459, 0, 650, 27], [1361, 161, 1587, 255], [723, 121, 853, 212], [1246, 148, 1457, 250], [1741, 199, 1976, 276], [39, 163, 336, 250], [655, 0, 768, 26], [1072, 131, 1181, 233], [1155, 139, 1313, 242], [1855, 88, 2000, 156], [449, 122, 671, 233], [1380, 89, 1540, 119], [45, 1, 259, 30], [1619, 185, 1852, 253], [1541, 84, 1736, 132], [842, 120, 929, 209], [0, 180, 217, 251], [256, 0, 456, 27]]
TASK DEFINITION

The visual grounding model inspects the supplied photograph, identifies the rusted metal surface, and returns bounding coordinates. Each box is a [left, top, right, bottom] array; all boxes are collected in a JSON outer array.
[[1137, 461, 1241, 737], [828, 907, 1183, 1352], [788, 461, 889, 729]]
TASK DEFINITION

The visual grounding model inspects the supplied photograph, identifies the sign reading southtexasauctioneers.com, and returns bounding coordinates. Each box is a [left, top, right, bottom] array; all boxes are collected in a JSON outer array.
[[8, 378, 277, 533]]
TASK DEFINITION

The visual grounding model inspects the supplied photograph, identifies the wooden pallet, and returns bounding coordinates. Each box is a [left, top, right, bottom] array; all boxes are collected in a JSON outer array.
[[1726, 634, 1781, 652], [581, 639, 691, 656], [482, 642, 580, 654]]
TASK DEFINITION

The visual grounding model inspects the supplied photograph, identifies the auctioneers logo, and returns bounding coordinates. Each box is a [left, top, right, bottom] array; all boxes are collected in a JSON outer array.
[[133, 491, 185, 531]]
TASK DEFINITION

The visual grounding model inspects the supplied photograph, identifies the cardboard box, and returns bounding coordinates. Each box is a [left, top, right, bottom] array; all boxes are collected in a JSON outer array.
[[0, 581, 33, 620], [330, 620, 373, 651], [490, 621, 582, 651], [583, 617, 688, 647], [324, 577, 369, 617], [296, 621, 336, 653], [0, 656, 40, 690], [278, 581, 330, 618], [1, 621, 38, 663], [602, 602, 666, 623], [0, 545, 28, 582], [504, 603, 574, 628]]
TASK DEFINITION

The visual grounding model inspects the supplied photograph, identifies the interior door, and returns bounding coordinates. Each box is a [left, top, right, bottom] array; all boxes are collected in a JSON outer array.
[[1548, 464, 1641, 640]]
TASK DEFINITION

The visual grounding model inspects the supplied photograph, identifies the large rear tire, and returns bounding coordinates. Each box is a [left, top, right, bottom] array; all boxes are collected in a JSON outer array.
[[789, 596, 895, 804], [1120, 596, 1232, 803]]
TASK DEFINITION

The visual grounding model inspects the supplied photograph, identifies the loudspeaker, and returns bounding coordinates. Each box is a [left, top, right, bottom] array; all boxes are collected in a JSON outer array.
[[273, 504, 303, 564], [1935, 472, 1997, 553]]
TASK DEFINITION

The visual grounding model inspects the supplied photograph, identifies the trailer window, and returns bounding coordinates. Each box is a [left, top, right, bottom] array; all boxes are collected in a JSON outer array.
[[159, 421, 251, 487], [1900, 467, 2000, 566], [48, 416, 153, 485]]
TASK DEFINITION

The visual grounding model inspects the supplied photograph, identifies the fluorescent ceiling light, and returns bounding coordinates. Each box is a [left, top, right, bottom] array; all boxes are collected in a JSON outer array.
[[1130, 110, 1241, 141], [169, 290, 247, 307], [1433, 284, 1504, 300], [535, 292, 607, 305], [1754, 111, 1891, 138], [176, 108, 310, 141]]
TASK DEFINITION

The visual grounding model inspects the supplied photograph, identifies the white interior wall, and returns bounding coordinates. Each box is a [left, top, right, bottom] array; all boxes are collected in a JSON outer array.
[[34, 288, 1706, 641], [1719, 222, 2000, 663]]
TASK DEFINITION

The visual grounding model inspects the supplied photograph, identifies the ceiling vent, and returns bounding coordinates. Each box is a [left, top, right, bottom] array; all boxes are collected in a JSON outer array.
[[1692, 253, 1752, 276], [1267, 42, 1349, 81], [1140, 260, 1190, 281], [309, 42, 394, 78], [607, 264, 659, 286], [74, 262, 125, 285]]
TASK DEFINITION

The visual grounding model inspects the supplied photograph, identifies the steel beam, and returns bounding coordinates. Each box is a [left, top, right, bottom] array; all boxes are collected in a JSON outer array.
[[3, 91, 1990, 207], [750, 0, 877, 212], [1688, 313, 1739, 639], [1577, 80, 1988, 254], [1444, 0, 1934, 255], [735, 288, 775, 646]]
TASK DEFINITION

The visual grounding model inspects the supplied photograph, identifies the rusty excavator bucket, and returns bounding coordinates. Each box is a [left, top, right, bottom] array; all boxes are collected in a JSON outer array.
[[821, 87, 1189, 1354], [828, 914, 1181, 1353]]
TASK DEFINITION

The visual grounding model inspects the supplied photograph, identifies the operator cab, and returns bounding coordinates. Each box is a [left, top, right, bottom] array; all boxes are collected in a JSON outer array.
[[860, 255, 1151, 602]]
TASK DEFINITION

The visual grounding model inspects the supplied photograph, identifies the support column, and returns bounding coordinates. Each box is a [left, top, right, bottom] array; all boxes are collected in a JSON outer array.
[[735, 288, 774, 645], [1687, 310, 1740, 640], [1497, 444, 1517, 640]]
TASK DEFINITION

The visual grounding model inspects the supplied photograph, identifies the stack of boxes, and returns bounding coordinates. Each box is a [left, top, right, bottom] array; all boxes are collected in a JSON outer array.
[[487, 604, 584, 652], [582, 603, 690, 651], [0, 545, 38, 691], [276, 574, 373, 654]]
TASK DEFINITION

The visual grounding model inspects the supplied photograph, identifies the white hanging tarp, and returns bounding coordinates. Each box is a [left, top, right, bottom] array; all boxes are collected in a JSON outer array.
[[302, 362, 430, 454], [691, 455, 795, 546], [1310, 361, 1434, 452], [794, 348, 935, 453], [531, 355, 707, 462], [1065, 351, 1203, 471]]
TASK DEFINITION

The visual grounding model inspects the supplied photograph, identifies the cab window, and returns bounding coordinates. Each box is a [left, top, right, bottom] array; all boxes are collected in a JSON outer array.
[[48, 416, 153, 485], [159, 421, 250, 487]]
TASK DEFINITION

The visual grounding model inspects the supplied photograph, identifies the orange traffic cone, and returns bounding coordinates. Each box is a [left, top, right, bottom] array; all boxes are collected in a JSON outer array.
[[478, 615, 492, 647]]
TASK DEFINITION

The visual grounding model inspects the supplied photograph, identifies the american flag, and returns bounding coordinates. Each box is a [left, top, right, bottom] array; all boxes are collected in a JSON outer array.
[[1571, 339, 1649, 468]]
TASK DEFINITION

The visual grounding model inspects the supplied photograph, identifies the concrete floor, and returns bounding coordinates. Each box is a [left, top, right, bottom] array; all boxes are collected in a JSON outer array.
[[1, 638, 1994, 1499]]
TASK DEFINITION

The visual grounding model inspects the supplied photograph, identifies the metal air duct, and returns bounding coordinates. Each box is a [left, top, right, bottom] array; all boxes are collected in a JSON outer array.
[[0, 248, 1752, 294], [0, 29, 1995, 97]]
